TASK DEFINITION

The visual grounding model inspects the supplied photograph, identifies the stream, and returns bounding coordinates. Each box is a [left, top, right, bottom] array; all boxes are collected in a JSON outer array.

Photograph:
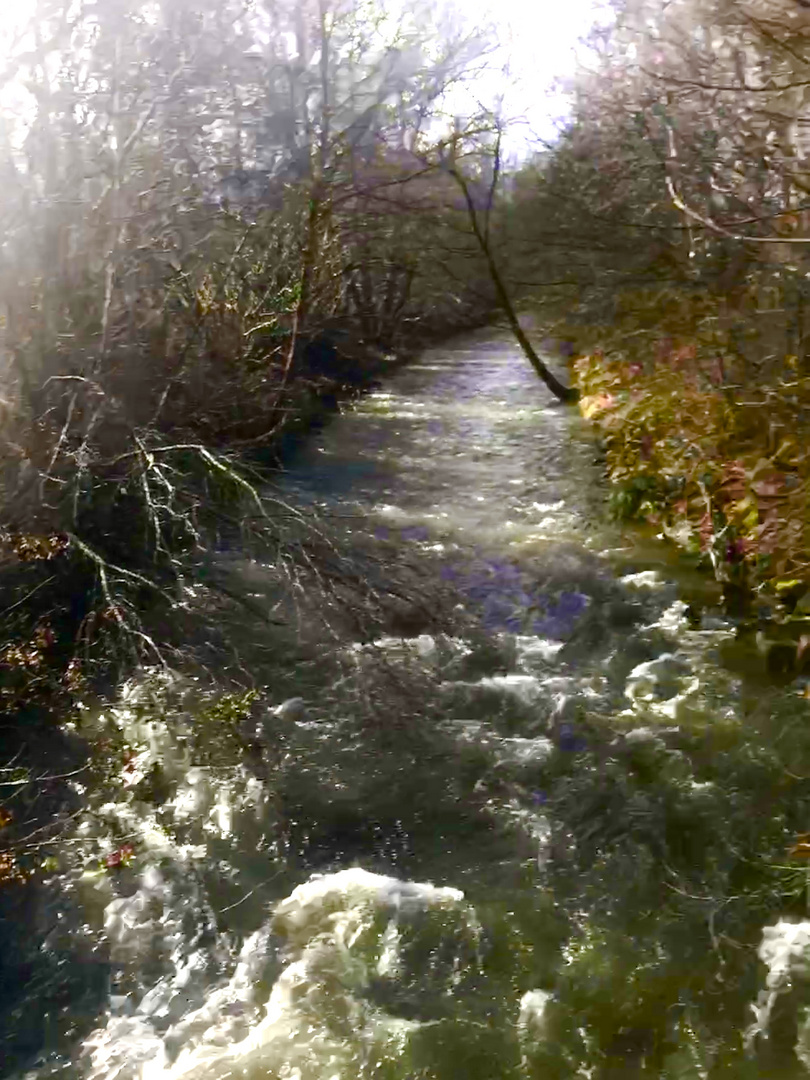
[[12, 328, 810, 1079]]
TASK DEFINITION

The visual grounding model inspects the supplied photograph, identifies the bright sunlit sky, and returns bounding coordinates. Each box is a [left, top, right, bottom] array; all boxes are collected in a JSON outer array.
[[0, 0, 609, 156], [450, 0, 610, 150]]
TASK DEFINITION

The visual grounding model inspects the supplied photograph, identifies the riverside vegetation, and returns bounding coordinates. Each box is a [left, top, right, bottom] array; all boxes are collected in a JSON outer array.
[[509, 0, 810, 618], [11, 1, 810, 1078], [0, 0, 505, 879]]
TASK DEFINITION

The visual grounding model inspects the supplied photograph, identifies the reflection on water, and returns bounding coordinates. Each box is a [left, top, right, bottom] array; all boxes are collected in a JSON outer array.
[[15, 329, 810, 1079]]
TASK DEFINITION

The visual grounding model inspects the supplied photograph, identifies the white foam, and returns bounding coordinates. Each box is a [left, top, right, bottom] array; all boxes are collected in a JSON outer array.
[[624, 654, 699, 719], [748, 919, 810, 1054], [518, 988, 552, 1038], [620, 571, 665, 590], [477, 673, 544, 704], [495, 737, 555, 767], [83, 869, 475, 1080], [514, 636, 566, 664]]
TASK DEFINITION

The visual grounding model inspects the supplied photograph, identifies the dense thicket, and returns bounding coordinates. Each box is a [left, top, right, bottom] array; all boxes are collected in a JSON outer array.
[[512, 0, 810, 361], [512, 0, 810, 599], [0, 0, 507, 706]]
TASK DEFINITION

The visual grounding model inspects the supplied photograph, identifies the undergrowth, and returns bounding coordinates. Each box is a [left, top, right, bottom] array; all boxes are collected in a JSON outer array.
[[572, 330, 810, 608]]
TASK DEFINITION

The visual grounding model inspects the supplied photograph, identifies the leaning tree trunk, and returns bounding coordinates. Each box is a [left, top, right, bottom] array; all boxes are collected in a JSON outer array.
[[449, 164, 579, 404]]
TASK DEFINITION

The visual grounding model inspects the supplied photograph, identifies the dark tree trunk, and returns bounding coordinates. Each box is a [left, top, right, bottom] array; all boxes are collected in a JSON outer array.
[[449, 162, 579, 404]]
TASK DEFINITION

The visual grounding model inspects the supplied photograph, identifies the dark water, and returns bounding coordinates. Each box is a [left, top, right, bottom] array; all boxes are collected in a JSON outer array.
[[15, 329, 810, 1079]]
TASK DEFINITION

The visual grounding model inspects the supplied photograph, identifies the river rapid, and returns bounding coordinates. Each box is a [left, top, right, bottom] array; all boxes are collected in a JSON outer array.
[[14, 329, 810, 1079]]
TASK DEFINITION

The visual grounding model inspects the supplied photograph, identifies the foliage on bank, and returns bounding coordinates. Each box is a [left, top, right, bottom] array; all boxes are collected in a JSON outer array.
[[573, 336, 810, 603], [503, 0, 810, 604], [0, 0, 505, 893], [0, 0, 498, 696]]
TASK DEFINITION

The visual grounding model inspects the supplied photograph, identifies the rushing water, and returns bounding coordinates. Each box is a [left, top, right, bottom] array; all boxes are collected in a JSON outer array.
[[14, 329, 810, 1079]]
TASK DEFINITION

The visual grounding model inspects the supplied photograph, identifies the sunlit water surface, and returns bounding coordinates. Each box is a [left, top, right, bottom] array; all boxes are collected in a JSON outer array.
[[15, 330, 810, 1079]]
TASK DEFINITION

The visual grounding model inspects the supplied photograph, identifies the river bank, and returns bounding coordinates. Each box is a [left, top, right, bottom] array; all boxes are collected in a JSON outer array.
[[572, 345, 810, 624]]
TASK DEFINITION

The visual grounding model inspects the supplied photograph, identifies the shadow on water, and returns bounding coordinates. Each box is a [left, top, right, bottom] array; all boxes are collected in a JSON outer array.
[[13, 327, 810, 1080]]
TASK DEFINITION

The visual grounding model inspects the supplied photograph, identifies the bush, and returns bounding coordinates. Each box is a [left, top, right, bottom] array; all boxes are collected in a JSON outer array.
[[574, 341, 810, 598]]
